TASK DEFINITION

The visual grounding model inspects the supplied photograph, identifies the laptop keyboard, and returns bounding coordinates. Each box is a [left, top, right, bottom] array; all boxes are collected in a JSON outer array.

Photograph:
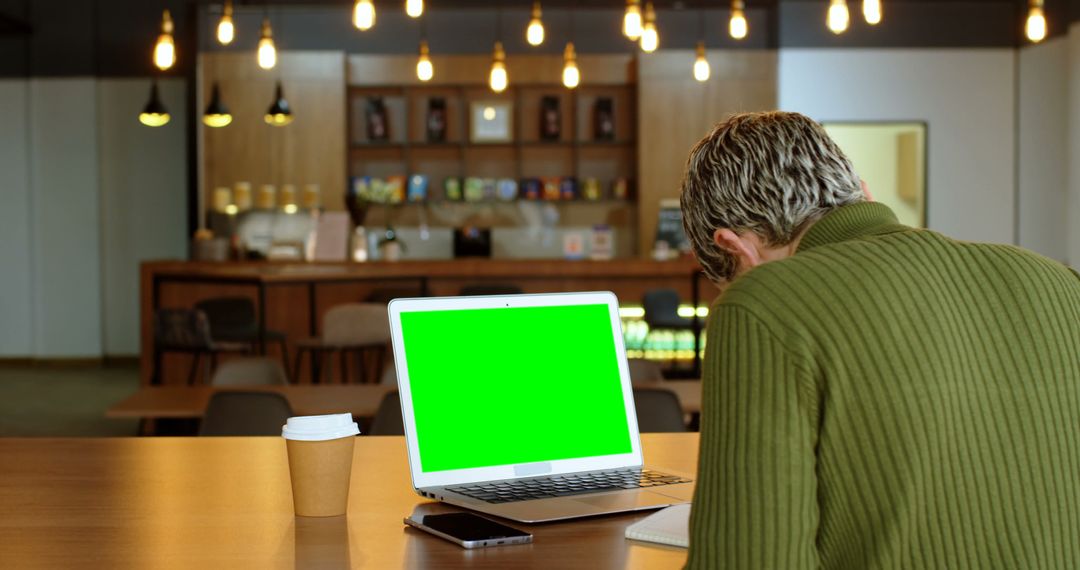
[[446, 469, 692, 504]]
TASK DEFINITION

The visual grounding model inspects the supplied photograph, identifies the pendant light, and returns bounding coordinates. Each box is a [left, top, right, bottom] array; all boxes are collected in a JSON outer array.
[[203, 83, 232, 128], [216, 0, 235, 45], [153, 10, 176, 71], [827, 0, 850, 34], [417, 40, 434, 82], [257, 17, 277, 69], [1026, 0, 1047, 43], [354, 0, 376, 31], [639, 1, 658, 53], [406, 0, 423, 19], [489, 41, 508, 93], [265, 82, 294, 126], [729, 0, 748, 40], [526, 2, 545, 47], [562, 9, 579, 89], [693, 42, 710, 82], [562, 43, 580, 89], [623, 0, 643, 40], [862, 0, 882, 25], [139, 81, 170, 127], [694, 2, 710, 82]]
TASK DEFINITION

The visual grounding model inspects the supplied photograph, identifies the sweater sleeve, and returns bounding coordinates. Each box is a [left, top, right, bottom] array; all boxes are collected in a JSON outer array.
[[686, 304, 820, 570]]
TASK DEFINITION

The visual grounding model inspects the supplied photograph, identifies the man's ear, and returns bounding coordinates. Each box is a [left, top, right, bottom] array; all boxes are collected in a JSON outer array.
[[713, 228, 762, 271], [860, 179, 875, 201]]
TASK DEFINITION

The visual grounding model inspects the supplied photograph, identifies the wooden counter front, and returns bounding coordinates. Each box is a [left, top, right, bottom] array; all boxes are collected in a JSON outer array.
[[141, 259, 702, 386]]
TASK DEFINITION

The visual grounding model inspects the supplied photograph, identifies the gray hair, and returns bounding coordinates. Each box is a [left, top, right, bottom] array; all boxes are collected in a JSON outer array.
[[680, 111, 865, 283]]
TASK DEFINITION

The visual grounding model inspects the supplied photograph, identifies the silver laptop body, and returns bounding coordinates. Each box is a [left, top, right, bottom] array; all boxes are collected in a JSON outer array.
[[387, 292, 693, 523]]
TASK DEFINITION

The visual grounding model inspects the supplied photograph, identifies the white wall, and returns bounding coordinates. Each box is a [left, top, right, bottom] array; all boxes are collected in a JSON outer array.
[[1068, 23, 1080, 267], [97, 79, 188, 356], [0, 78, 187, 358], [30, 79, 103, 357], [0, 81, 35, 356], [1019, 38, 1069, 263], [779, 49, 1016, 245]]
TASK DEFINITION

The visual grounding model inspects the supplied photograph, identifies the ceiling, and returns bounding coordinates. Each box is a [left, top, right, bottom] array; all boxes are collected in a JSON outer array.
[[214, 0, 1030, 7]]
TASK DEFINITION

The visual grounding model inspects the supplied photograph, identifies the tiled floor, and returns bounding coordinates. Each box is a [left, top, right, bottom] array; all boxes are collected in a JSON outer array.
[[0, 365, 140, 437]]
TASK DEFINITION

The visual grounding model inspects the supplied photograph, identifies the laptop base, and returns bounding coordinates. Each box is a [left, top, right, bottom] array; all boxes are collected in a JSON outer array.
[[423, 480, 694, 524]]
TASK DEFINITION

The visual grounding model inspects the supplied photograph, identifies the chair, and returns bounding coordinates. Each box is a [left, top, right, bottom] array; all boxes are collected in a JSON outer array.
[[210, 357, 289, 386], [632, 388, 687, 433], [380, 359, 398, 385], [294, 303, 392, 384], [153, 308, 251, 385], [642, 289, 694, 332], [458, 284, 524, 296], [368, 391, 405, 436], [195, 297, 290, 373], [627, 358, 665, 382], [199, 392, 293, 436]]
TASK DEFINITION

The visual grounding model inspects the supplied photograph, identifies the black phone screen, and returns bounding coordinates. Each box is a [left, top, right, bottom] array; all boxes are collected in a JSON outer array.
[[415, 513, 531, 542]]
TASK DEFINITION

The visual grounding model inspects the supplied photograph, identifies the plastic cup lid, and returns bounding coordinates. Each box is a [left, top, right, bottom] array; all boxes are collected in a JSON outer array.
[[281, 413, 360, 441]]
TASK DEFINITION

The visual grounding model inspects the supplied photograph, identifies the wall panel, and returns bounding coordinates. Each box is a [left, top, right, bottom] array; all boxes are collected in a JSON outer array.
[[1019, 38, 1069, 262], [779, 49, 1016, 245], [29, 78, 102, 357], [98, 78, 189, 356], [200, 52, 346, 218], [0, 80, 34, 355], [637, 50, 778, 257]]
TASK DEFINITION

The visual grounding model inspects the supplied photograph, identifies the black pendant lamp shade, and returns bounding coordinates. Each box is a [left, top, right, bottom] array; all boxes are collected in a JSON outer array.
[[139, 81, 170, 127], [264, 81, 294, 126], [203, 82, 233, 128]]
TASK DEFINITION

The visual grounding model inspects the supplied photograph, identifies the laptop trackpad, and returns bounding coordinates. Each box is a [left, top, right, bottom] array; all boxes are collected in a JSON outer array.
[[573, 490, 677, 511], [647, 483, 694, 502]]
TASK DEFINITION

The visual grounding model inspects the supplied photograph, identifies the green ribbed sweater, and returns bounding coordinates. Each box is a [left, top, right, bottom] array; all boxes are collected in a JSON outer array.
[[687, 202, 1080, 569]]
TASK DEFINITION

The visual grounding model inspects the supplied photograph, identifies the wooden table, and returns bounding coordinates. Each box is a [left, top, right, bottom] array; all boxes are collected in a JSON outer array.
[[0, 434, 698, 569], [106, 381, 701, 422]]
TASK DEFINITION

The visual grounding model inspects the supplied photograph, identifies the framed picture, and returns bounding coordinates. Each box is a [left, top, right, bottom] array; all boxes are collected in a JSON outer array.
[[470, 101, 514, 143]]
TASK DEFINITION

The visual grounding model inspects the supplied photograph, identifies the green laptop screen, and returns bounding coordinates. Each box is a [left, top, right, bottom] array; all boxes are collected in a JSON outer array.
[[399, 303, 632, 473]]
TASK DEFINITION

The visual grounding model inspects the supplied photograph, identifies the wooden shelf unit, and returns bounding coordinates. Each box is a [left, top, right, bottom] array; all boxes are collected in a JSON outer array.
[[346, 78, 637, 204]]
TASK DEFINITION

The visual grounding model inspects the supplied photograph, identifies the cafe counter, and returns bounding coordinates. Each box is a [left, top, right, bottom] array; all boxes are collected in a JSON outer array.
[[140, 259, 703, 386]]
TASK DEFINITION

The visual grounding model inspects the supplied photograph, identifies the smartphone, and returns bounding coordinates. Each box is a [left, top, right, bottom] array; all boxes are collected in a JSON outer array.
[[404, 512, 533, 549]]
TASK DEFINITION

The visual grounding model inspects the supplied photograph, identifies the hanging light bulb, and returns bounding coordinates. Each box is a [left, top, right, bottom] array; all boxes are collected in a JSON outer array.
[[639, 2, 658, 53], [257, 17, 277, 70], [693, 41, 710, 82], [862, 0, 882, 25], [203, 82, 232, 128], [153, 10, 176, 71], [1026, 0, 1047, 43], [354, 0, 376, 30], [729, 0, 748, 39], [489, 41, 508, 93], [216, 0, 235, 45], [526, 2, 545, 46], [623, 0, 643, 40], [265, 82, 294, 126], [827, 0, 850, 34], [561, 42, 580, 89], [406, 0, 423, 18], [416, 40, 434, 81], [139, 81, 170, 127]]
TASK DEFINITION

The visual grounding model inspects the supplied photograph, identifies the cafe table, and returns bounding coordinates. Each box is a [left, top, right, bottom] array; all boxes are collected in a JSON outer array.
[[104, 381, 702, 435], [0, 433, 698, 569]]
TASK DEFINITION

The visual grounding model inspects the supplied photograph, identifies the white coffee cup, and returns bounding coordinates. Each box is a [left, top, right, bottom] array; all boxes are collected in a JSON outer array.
[[282, 414, 360, 517]]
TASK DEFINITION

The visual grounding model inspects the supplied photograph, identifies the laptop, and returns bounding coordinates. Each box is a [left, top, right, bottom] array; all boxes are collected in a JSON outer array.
[[387, 291, 694, 523]]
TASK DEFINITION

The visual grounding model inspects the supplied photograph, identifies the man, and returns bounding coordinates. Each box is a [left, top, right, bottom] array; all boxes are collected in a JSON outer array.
[[680, 111, 1080, 569]]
